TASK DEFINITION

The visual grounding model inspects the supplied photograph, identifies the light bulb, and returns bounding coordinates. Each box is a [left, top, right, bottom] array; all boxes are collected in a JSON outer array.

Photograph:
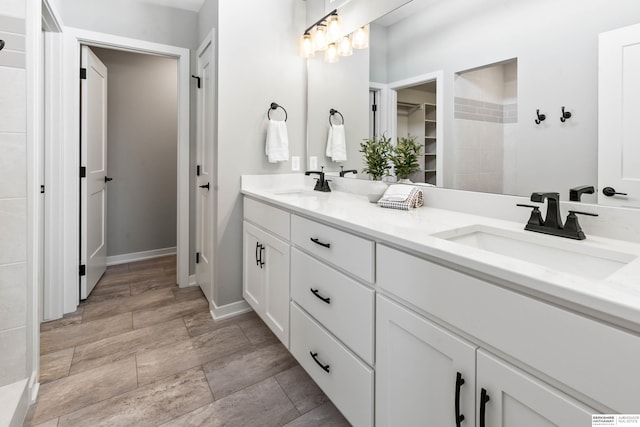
[[352, 25, 369, 49], [300, 33, 314, 58], [326, 14, 341, 43], [338, 35, 353, 56], [313, 24, 328, 51], [325, 42, 339, 63]]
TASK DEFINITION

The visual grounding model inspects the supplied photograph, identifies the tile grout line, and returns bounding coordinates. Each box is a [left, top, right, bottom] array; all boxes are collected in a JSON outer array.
[[273, 373, 303, 418]]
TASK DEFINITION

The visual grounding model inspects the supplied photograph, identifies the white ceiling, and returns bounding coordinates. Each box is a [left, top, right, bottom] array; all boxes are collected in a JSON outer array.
[[140, 0, 206, 12]]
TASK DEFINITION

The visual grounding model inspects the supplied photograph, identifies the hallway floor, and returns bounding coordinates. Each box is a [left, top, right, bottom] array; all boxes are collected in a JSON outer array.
[[26, 256, 349, 426]]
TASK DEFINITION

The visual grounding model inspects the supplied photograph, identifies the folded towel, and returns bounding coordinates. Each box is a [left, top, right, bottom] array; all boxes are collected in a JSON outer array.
[[378, 185, 423, 210], [325, 124, 347, 162], [265, 120, 289, 163]]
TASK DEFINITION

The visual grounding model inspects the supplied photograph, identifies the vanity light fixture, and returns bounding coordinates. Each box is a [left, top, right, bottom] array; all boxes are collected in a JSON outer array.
[[352, 25, 369, 49], [338, 35, 353, 56], [326, 14, 342, 43], [313, 24, 328, 51], [325, 42, 340, 63]]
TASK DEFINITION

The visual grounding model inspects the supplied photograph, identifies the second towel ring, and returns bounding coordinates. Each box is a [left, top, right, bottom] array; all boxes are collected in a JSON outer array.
[[268, 102, 288, 121], [329, 108, 344, 126]]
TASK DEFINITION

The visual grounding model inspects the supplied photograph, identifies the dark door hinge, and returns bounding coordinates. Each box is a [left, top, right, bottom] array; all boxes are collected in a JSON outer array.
[[80, 68, 87, 80], [79, 264, 86, 276], [196, 165, 201, 176], [80, 166, 86, 178], [40, 185, 45, 194], [196, 252, 200, 264], [372, 104, 377, 112]]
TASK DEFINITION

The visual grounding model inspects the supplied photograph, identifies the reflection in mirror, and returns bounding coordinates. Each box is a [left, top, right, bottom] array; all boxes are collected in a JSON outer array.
[[306, 0, 640, 203]]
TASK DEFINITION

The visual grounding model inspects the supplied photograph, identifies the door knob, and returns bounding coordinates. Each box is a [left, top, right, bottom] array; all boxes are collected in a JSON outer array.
[[602, 186, 627, 197], [199, 183, 210, 190], [104, 176, 113, 183]]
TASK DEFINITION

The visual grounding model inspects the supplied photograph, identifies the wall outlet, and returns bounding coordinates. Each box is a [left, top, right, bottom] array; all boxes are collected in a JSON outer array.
[[309, 156, 318, 170], [291, 156, 300, 171]]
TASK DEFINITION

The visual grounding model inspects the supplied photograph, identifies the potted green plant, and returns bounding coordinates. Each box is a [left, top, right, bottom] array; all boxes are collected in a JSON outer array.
[[390, 135, 423, 182], [360, 135, 392, 202], [360, 134, 392, 180]]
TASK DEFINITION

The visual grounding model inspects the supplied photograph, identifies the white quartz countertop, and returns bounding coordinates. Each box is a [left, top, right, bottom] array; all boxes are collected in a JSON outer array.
[[241, 175, 640, 332]]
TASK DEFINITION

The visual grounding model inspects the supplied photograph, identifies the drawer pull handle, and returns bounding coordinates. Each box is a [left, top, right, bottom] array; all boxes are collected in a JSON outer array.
[[310, 351, 330, 373], [480, 388, 490, 427], [259, 245, 265, 268], [310, 237, 331, 248], [310, 288, 331, 304], [455, 372, 465, 427]]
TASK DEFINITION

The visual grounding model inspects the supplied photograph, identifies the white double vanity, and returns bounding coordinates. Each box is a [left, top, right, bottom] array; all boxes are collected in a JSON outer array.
[[241, 174, 640, 426]]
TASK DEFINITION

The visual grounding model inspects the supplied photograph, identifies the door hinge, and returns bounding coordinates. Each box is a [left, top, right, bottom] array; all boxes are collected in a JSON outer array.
[[40, 185, 45, 194], [196, 165, 201, 176], [372, 104, 377, 112], [80, 68, 87, 80], [80, 166, 86, 178], [196, 252, 200, 264], [79, 264, 86, 276]]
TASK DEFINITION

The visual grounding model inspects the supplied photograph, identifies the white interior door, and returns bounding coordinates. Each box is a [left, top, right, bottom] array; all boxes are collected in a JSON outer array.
[[80, 45, 108, 299], [195, 34, 216, 303], [599, 23, 640, 208]]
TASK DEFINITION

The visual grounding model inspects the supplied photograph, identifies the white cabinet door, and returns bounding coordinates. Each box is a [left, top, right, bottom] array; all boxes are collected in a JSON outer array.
[[243, 221, 264, 312], [261, 230, 290, 347], [476, 350, 595, 427], [376, 295, 477, 427], [242, 221, 290, 348]]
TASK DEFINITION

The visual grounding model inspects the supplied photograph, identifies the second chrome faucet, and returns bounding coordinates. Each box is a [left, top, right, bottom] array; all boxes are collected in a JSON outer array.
[[517, 192, 598, 240]]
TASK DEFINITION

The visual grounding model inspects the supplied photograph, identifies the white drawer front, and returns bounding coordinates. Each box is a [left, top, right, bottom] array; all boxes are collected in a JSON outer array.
[[377, 244, 640, 413], [290, 303, 373, 427], [291, 248, 374, 364], [291, 215, 374, 283], [243, 197, 290, 240]]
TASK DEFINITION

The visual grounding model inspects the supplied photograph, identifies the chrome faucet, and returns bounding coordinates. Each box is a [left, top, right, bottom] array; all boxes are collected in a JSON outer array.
[[517, 192, 598, 240], [339, 167, 358, 177], [305, 166, 331, 192]]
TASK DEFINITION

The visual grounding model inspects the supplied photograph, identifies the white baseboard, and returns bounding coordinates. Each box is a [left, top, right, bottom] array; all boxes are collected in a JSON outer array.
[[211, 299, 253, 321], [106, 247, 176, 266]]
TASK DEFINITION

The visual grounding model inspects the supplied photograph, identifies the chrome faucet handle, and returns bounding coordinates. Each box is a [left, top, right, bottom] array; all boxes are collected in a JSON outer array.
[[563, 210, 598, 240], [517, 204, 544, 227]]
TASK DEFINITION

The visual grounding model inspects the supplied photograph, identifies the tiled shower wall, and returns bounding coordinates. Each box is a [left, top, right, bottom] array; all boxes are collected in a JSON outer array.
[[454, 97, 518, 124], [0, 3, 28, 388]]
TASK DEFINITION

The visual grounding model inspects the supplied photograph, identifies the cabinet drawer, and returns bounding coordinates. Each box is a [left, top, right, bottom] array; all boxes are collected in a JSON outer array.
[[291, 215, 374, 283], [290, 303, 373, 427], [291, 248, 374, 364], [377, 244, 640, 413], [243, 197, 290, 240]]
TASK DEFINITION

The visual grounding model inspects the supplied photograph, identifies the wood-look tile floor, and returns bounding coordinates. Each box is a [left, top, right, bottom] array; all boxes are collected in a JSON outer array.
[[26, 256, 350, 427]]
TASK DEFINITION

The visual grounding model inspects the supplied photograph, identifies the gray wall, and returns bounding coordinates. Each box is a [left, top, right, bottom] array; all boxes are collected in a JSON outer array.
[[0, 7, 28, 389], [214, 0, 306, 305], [92, 48, 178, 258], [198, 0, 218, 44], [375, 0, 640, 198]]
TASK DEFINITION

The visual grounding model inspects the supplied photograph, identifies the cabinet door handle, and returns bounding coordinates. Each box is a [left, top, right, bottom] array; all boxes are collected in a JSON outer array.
[[310, 351, 330, 373], [255, 242, 260, 266], [259, 245, 265, 268], [480, 388, 490, 427], [310, 237, 331, 248], [310, 288, 331, 304], [455, 372, 465, 427]]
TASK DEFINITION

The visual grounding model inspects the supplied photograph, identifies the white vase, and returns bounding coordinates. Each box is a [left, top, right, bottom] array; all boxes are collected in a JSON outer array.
[[397, 178, 413, 184], [367, 180, 389, 203]]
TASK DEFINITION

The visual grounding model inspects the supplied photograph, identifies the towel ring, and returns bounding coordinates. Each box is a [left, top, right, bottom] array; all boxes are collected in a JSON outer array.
[[268, 102, 288, 121], [329, 108, 344, 126]]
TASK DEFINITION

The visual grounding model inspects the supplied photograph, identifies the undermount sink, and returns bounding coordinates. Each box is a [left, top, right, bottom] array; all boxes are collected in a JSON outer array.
[[433, 225, 636, 280]]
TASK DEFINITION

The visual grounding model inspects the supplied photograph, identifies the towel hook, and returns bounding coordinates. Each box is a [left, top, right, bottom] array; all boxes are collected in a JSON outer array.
[[329, 108, 344, 126], [268, 102, 287, 121], [0, 40, 5, 51], [535, 109, 546, 125], [560, 106, 572, 122]]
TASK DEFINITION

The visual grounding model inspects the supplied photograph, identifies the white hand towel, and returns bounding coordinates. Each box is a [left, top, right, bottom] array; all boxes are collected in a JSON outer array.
[[379, 184, 415, 202], [265, 120, 289, 163], [325, 124, 347, 162], [378, 185, 424, 210]]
